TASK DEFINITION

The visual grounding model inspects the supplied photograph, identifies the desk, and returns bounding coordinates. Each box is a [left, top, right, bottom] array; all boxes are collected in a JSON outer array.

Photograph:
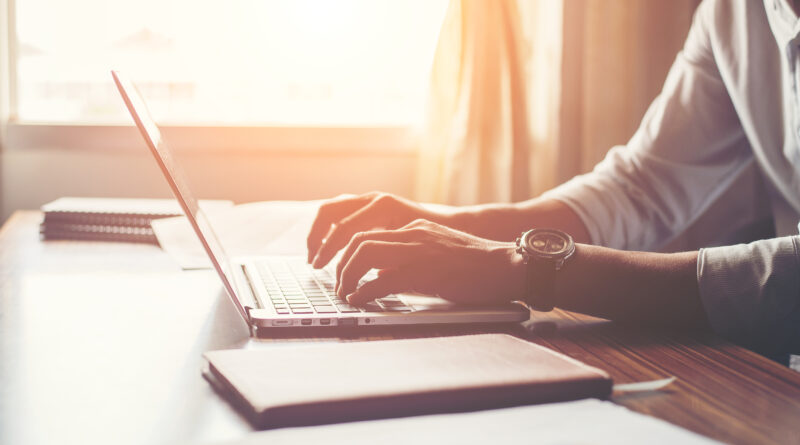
[[1, 210, 800, 444]]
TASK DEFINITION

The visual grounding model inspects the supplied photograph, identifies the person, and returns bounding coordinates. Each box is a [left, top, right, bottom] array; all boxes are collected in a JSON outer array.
[[306, 0, 800, 361]]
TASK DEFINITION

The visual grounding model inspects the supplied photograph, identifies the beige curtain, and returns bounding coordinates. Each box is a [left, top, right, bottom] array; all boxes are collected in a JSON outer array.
[[558, 0, 700, 180], [417, 0, 699, 206], [415, 0, 536, 205]]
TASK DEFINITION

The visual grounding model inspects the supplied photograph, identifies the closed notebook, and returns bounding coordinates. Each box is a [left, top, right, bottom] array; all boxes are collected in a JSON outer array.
[[203, 333, 612, 429], [40, 197, 233, 243]]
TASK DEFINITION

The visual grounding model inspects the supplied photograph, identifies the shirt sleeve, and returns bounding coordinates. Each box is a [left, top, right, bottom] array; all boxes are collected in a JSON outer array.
[[542, 0, 800, 354], [541, 0, 752, 252], [699, 237, 800, 356]]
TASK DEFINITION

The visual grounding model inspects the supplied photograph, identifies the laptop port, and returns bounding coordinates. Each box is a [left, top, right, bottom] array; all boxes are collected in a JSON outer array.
[[271, 320, 292, 326], [301, 319, 312, 326], [339, 318, 356, 327], [319, 319, 331, 326]]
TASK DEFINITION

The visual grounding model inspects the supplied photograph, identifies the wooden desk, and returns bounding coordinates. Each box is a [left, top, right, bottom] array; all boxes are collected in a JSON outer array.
[[1, 210, 799, 444]]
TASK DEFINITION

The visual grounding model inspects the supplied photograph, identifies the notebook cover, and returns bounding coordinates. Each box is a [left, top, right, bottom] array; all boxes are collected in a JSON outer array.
[[41, 197, 233, 227], [203, 334, 612, 429]]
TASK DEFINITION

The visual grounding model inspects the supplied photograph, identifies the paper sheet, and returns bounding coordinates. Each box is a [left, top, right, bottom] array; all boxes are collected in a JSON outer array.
[[216, 399, 719, 445], [152, 200, 320, 269]]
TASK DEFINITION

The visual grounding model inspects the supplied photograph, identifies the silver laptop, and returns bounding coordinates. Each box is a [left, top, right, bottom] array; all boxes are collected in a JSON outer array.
[[112, 70, 530, 333]]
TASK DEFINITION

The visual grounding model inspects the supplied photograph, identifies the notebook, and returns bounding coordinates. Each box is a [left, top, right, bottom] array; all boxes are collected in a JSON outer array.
[[40, 197, 232, 244], [203, 334, 613, 429]]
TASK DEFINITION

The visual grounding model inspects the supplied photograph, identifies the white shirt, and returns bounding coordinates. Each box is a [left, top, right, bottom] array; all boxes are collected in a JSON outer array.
[[543, 0, 800, 356]]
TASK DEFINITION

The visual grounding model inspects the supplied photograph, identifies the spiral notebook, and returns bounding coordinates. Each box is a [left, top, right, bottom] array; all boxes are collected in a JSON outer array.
[[40, 197, 233, 244]]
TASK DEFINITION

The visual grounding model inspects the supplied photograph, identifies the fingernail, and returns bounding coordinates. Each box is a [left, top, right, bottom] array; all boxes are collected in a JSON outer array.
[[345, 293, 356, 304]]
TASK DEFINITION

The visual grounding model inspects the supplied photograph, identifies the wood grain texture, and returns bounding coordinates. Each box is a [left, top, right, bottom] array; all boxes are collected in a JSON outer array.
[[2, 211, 800, 445]]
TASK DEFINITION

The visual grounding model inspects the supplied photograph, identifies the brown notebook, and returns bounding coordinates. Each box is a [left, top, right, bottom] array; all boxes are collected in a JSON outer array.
[[203, 334, 612, 429]]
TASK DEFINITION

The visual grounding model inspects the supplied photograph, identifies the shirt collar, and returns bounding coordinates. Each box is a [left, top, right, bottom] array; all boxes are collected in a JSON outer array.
[[766, 0, 800, 49]]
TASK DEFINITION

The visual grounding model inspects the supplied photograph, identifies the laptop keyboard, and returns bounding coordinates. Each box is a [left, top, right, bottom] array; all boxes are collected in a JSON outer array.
[[254, 258, 412, 315]]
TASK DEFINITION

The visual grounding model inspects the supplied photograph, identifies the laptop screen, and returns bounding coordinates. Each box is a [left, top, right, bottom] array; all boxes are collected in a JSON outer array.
[[111, 70, 249, 324]]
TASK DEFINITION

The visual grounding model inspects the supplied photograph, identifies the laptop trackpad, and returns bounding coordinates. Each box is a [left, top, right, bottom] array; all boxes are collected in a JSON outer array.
[[399, 294, 512, 312]]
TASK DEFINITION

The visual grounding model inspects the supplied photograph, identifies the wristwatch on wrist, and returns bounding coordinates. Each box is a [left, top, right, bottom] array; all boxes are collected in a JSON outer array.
[[515, 228, 575, 312]]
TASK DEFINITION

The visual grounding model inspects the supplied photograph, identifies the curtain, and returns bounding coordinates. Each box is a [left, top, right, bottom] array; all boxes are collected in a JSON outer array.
[[559, 0, 700, 179], [417, 0, 699, 206], [416, 0, 537, 205]]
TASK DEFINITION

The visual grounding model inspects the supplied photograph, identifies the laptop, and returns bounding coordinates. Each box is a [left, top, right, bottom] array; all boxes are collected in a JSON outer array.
[[111, 70, 530, 333]]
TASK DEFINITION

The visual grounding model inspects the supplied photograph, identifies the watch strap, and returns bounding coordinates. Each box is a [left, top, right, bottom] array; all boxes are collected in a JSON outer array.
[[526, 258, 557, 312]]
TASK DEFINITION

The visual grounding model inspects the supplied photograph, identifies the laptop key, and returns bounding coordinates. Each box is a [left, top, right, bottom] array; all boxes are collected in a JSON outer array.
[[336, 304, 361, 312], [275, 308, 290, 314], [363, 302, 384, 312], [291, 308, 314, 314], [314, 306, 337, 313]]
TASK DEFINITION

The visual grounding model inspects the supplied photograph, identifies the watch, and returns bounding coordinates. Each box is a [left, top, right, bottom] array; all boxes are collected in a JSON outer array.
[[515, 228, 575, 312]]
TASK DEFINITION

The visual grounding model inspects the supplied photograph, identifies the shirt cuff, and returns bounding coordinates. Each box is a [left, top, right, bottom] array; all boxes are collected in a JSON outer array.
[[697, 236, 800, 355]]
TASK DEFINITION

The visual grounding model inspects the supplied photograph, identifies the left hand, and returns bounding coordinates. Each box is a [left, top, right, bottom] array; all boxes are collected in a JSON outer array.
[[335, 219, 526, 306]]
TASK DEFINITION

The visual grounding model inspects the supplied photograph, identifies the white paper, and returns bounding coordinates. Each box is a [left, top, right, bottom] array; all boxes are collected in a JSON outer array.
[[151, 200, 466, 270], [216, 399, 719, 445], [152, 200, 321, 269], [613, 376, 676, 393]]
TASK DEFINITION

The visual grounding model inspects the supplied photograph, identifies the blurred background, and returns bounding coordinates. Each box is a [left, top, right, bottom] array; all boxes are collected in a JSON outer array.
[[0, 0, 703, 224]]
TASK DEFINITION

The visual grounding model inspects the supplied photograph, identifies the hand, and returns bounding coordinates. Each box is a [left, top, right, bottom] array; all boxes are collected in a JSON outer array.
[[334, 219, 526, 306], [306, 192, 454, 268]]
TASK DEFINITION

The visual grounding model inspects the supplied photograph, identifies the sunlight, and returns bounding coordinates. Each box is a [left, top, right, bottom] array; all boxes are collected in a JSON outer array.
[[14, 0, 448, 126]]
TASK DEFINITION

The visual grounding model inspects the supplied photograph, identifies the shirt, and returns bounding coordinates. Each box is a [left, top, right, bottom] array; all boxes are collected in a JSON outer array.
[[542, 0, 800, 357]]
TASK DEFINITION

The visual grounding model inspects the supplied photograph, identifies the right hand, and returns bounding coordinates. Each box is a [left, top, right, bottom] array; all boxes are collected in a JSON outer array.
[[306, 192, 451, 268]]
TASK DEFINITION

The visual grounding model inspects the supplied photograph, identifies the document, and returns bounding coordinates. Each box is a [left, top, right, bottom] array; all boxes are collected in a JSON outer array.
[[152, 200, 319, 269], [216, 398, 718, 445]]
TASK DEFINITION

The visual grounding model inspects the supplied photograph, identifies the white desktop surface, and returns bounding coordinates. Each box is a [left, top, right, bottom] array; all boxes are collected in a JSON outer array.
[[3, 204, 800, 445]]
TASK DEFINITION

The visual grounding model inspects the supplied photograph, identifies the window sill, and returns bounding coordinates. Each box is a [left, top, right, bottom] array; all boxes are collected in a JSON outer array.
[[2, 122, 419, 156]]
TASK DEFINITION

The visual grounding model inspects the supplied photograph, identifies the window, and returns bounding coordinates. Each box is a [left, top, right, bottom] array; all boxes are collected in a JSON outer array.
[[9, 0, 447, 130]]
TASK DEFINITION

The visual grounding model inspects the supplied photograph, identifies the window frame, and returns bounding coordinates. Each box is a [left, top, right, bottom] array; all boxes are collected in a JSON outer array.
[[0, 0, 424, 156], [0, 0, 15, 129], [3, 122, 418, 155]]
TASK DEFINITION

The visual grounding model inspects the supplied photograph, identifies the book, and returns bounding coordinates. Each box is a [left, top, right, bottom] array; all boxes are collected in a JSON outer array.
[[203, 334, 613, 429], [40, 197, 233, 244]]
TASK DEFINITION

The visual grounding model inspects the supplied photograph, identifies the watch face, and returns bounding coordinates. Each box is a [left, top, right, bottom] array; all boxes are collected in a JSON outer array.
[[525, 229, 572, 256]]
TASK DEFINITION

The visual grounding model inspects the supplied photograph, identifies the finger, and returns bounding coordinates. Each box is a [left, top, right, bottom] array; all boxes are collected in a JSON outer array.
[[335, 228, 424, 290], [311, 199, 385, 268], [306, 194, 374, 263], [346, 268, 412, 306], [338, 241, 422, 298], [400, 218, 434, 229]]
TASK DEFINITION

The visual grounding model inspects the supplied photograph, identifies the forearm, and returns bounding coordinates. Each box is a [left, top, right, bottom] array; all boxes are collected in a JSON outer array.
[[445, 198, 592, 244], [552, 244, 708, 329], [443, 200, 706, 327]]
